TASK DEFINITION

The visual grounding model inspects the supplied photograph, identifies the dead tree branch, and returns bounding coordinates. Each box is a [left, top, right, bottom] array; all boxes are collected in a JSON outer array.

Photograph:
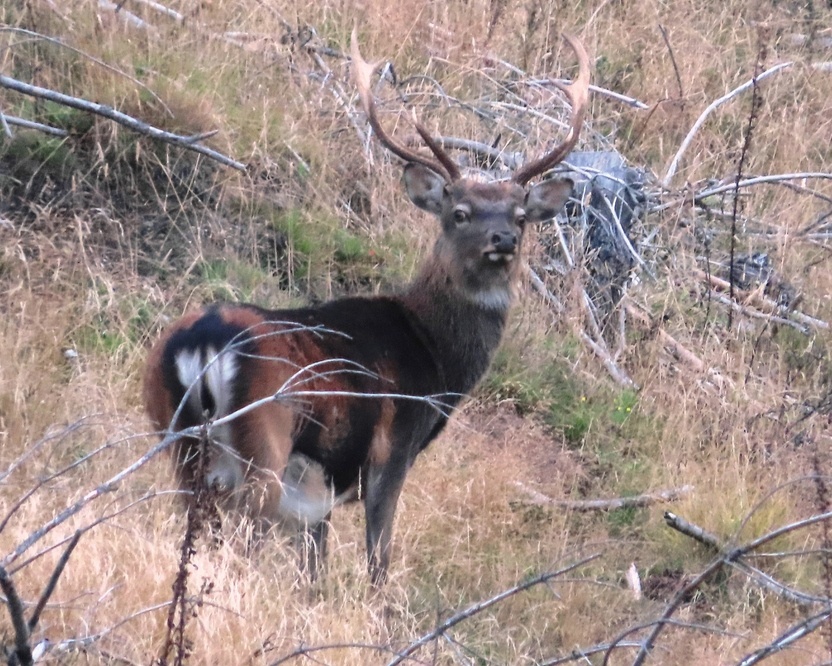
[[386, 553, 601, 666], [736, 609, 832, 666], [514, 483, 693, 512], [0, 531, 82, 666], [0, 74, 246, 171], [662, 62, 794, 187]]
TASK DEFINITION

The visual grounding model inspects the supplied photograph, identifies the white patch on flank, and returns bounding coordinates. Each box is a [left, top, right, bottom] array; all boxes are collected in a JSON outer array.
[[278, 453, 348, 525], [175, 349, 205, 414], [175, 346, 243, 493], [203, 346, 237, 417]]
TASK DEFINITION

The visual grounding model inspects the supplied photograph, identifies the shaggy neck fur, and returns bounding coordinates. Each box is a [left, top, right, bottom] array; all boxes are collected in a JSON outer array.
[[398, 253, 513, 396]]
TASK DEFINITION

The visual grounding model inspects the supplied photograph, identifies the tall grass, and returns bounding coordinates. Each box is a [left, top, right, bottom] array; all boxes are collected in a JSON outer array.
[[1, 0, 831, 663]]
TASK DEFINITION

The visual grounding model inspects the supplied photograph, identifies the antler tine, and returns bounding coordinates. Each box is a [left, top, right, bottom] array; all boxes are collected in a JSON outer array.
[[512, 33, 591, 186], [413, 120, 461, 181], [351, 30, 459, 182]]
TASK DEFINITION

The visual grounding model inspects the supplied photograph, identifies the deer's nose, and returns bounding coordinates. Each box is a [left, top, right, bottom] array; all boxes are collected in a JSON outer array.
[[490, 231, 517, 253]]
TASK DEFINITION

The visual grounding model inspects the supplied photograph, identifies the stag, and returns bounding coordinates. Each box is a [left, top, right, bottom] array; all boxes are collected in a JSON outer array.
[[143, 33, 590, 584]]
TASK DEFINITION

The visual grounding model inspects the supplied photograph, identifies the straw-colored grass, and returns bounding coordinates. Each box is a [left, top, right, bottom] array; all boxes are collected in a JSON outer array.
[[2, 0, 832, 663]]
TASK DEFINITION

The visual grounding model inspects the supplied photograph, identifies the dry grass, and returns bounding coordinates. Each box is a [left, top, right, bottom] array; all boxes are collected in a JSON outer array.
[[1, 0, 832, 664]]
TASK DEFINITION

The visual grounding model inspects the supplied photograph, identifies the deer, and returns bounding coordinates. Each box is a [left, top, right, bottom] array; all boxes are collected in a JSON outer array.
[[143, 32, 590, 585]]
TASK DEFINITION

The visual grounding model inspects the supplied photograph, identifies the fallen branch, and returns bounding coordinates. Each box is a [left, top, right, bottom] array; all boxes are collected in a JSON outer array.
[[662, 62, 794, 187], [736, 609, 832, 666], [515, 483, 694, 512], [539, 640, 642, 665], [0, 74, 247, 171], [580, 331, 639, 389], [664, 511, 720, 550], [695, 171, 832, 202], [624, 299, 705, 372], [1, 114, 68, 137], [0, 531, 82, 666], [386, 554, 601, 666], [697, 269, 829, 331]]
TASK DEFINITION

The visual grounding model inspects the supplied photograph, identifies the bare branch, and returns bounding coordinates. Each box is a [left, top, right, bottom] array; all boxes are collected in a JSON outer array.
[[696, 172, 832, 201], [0, 566, 33, 666], [2, 114, 68, 136], [1, 433, 175, 567], [736, 609, 832, 666], [514, 483, 693, 512], [27, 530, 81, 632], [662, 62, 794, 187], [0, 26, 170, 114], [664, 511, 721, 550], [0, 74, 246, 171], [386, 554, 602, 666]]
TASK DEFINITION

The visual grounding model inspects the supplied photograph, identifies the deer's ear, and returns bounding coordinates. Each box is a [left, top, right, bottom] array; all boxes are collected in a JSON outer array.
[[403, 163, 446, 215], [525, 178, 574, 223]]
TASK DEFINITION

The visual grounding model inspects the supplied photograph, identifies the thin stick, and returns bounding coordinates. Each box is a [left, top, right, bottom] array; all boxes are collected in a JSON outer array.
[[623, 300, 705, 371], [580, 331, 638, 389], [0, 566, 32, 666], [1, 434, 176, 567], [27, 530, 82, 632], [2, 114, 68, 136], [658, 24, 684, 101], [736, 609, 832, 666], [662, 62, 793, 187], [664, 511, 720, 550], [696, 172, 832, 200], [0, 74, 247, 171], [0, 27, 170, 114], [514, 483, 693, 512], [386, 554, 601, 666]]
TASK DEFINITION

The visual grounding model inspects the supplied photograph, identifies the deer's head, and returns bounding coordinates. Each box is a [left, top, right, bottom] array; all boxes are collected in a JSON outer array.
[[352, 33, 590, 306]]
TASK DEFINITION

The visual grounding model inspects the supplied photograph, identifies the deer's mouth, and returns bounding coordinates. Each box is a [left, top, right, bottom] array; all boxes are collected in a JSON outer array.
[[484, 250, 515, 265]]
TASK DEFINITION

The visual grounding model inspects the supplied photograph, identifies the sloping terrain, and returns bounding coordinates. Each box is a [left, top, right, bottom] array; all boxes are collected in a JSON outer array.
[[1, 1, 832, 664]]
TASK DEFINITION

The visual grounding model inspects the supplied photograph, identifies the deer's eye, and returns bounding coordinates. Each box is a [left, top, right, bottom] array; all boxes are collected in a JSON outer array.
[[515, 215, 527, 229], [453, 209, 470, 225]]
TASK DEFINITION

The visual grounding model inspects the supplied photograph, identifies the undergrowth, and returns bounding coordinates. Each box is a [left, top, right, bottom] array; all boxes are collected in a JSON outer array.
[[1, 0, 832, 664]]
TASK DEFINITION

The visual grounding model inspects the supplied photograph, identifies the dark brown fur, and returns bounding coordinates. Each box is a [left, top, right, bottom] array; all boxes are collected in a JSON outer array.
[[143, 169, 574, 584]]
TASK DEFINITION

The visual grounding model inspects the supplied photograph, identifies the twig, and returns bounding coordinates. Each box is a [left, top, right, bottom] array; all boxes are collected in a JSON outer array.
[[98, 0, 160, 34], [580, 331, 638, 389], [527, 267, 565, 314], [539, 640, 642, 665], [267, 642, 402, 665], [0, 110, 12, 138], [514, 483, 693, 512], [664, 511, 720, 550], [27, 531, 81, 632], [658, 24, 684, 101], [697, 269, 829, 331], [126, 0, 185, 22], [623, 300, 705, 371], [1, 433, 176, 567], [386, 554, 601, 666], [711, 292, 809, 333], [2, 114, 68, 136], [0, 74, 247, 171], [0, 26, 170, 114], [736, 609, 832, 666], [0, 566, 33, 666], [696, 172, 832, 201], [662, 62, 793, 187]]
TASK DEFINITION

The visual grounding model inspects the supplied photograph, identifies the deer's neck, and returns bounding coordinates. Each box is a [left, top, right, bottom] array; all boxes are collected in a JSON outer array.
[[398, 256, 513, 396]]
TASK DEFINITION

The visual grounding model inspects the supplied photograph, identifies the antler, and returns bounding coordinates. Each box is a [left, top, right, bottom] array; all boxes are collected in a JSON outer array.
[[512, 34, 591, 186], [351, 30, 461, 182]]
